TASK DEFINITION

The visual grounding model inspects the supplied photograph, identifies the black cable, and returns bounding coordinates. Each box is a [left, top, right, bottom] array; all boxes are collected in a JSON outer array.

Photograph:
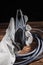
[[13, 33, 43, 65]]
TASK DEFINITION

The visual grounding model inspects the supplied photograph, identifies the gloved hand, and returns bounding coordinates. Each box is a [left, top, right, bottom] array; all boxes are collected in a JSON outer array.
[[25, 24, 33, 46]]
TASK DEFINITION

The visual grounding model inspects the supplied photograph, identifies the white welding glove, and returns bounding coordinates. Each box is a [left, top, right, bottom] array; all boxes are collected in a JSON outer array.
[[25, 24, 33, 46]]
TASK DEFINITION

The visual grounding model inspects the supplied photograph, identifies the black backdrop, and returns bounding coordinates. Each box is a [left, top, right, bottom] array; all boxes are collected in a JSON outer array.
[[0, 1, 43, 22]]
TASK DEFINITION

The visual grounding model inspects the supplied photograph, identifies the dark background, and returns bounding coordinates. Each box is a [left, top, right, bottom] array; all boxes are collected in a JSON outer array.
[[0, 1, 43, 23]]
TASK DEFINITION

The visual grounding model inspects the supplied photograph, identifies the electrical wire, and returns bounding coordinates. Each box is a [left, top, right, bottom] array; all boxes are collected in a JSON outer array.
[[13, 32, 43, 65]]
